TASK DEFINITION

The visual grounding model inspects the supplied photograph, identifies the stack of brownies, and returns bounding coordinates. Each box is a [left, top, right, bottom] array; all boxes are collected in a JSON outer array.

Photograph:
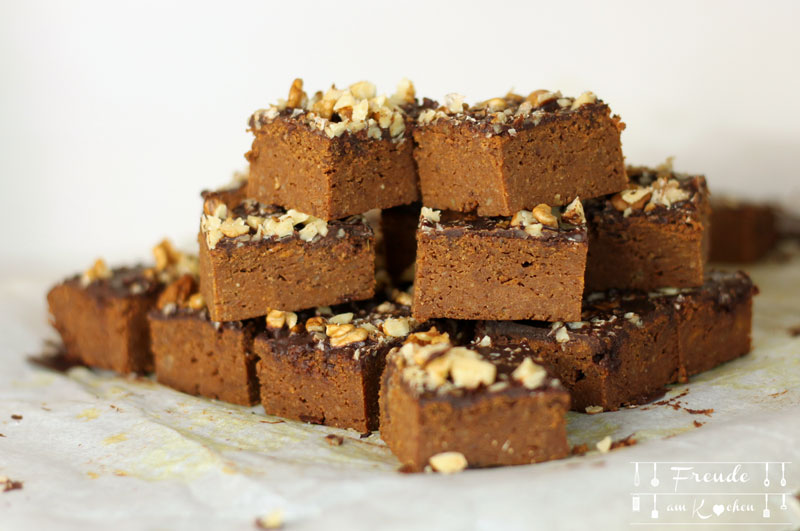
[[47, 78, 757, 474]]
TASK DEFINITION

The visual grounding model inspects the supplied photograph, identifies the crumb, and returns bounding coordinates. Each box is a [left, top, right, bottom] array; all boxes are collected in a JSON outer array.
[[610, 434, 637, 450], [769, 389, 788, 398], [0, 433, 4, 437], [255, 509, 284, 529], [397, 464, 415, 474], [684, 407, 714, 416], [359, 432, 372, 439], [596, 436, 612, 453], [1, 476, 23, 493], [324, 434, 344, 446], [11, 415, 22, 420], [259, 419, 285, 424], [571, 443, 589, 456], [693, 420, 705, 427], [789, 325, 800, 337]]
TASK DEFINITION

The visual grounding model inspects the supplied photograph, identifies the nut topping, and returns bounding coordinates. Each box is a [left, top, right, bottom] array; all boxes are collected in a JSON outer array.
[[329, 327, 369, 347], [382, 317, 410, 338], [305, 316, 326, 333], [531, 203, 558, 227], [420, 207, 441, 223], [561, 197, 586, 225], [266, 309, 298, 330], [80, 258, 111, 287], [512, 357, 547, 389], [428, 451, 468, 474]]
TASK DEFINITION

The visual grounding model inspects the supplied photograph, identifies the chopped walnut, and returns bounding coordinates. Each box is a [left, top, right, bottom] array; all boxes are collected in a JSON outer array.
[[444, 93, 465, 114], [512, 357, 547, 389], [251, 78, 412, 141], [420, 207, 441, 223], [81, 258, 111, 286], [305, 316, 326, 333], [157, 274, 195, 310], [531, 203, 558, 227], [585, 405, 604, 414], [449, 348, 496, 389], [329, 327, 369, 347], [571, 91, 597, 110], [255, 509, 284, 530], [266, 310, 298, 330], [186, 293, 205, 310], [328, 312, 354, 325], [596, 435, 612, 453], [527, 90, 560, 107], [429, 451, 468, 474], [561, 197, 586, 225], [382, 317, 411, 338], [393, 289, 413, 307]]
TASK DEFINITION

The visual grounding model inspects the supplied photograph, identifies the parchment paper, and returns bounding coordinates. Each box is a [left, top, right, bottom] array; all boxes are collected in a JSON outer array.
[[2, 243, 800, 531]]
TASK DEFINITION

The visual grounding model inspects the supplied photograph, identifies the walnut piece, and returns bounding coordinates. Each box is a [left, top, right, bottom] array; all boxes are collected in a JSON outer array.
[[531, 203, 558, 227], [382, 317, 410, 338], [429, 451, 468, 474], [329, 327, 369, 347], [561, 197, 586, 225], [420, 207, 441, 223], [305, 316, 326, 333], [81, 258, 111, 286], [512, 357, 547, 389]]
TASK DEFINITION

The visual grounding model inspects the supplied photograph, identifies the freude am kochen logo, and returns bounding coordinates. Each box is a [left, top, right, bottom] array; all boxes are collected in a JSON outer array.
[[629, 461, 793, 526]]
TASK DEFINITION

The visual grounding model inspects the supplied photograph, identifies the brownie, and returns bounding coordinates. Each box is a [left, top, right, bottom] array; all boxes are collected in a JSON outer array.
[[47, 241, 196, 374], [476, 270, 756, 411], [47, 261, 161, 374], [585, 164, 711, 291], [710, 198, 777, 263], [380, 203, 419, 284], [148, 274, 261, 406], [253, 294, 420, 432], [476, 292, 680, 412], [413, 199, 588, 321], [199, 200, 375, 321], [413, 91, 626, 216], [201, 170, 248, 216], [379, 327, 570, 472], [245, 79, 420, 220], [653, 270, 756, 382]]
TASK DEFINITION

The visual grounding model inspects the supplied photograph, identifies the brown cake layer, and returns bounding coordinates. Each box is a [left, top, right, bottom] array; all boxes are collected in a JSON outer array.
[[413, 91, 626, 216], [413, 202, 588, 321], [585, 165, 711, 291]]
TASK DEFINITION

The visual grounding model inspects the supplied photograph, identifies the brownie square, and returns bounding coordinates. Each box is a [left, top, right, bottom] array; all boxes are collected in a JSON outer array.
[[245, 79, 420, 220], [413, 200, 588, 321], [148, 274, 260, 406], [254, 296, 419, 432], [710, 199, 777, 263], [476, 292, 680, 412], [379, 328, 570, 472], [413, 91, 626, 216], [585, 164, 711, 291], [47, 261, 161, 374], [654, 270, 756, 381], [199, 200, 375, 321]]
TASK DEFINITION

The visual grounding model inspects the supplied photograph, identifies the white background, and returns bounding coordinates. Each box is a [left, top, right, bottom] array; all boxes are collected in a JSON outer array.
[[2, 0, 799, 275]]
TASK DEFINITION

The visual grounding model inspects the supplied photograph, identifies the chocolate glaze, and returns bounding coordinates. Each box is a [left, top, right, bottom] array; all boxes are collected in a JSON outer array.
[[210, 200, 373, 253], [64, 266, 160, 299], [422, 101, 615, 137], [419, 210, 587, 243]]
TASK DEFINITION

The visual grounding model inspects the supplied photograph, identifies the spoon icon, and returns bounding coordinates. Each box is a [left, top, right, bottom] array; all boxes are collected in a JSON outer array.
[[634, 462, 640, 486], [780, 463, 786, 487], [764, 462, 770, 487], [651, 462, 660, 487]]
